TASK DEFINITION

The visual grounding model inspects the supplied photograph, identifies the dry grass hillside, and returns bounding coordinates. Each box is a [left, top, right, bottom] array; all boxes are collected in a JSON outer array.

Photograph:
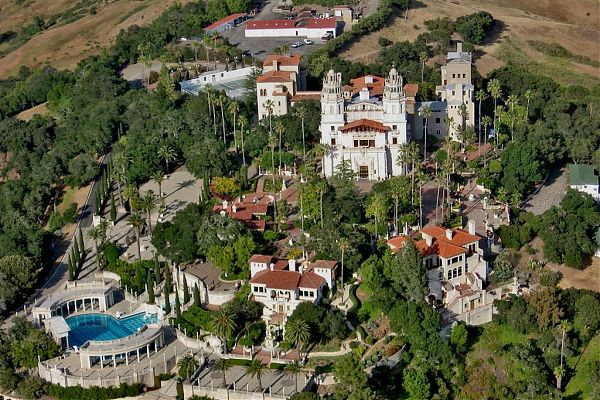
[[340, 0, 600, 87], [0, 0, 187, 76]]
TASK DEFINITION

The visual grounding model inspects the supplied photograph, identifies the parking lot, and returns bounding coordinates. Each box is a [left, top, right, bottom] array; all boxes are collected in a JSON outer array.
[[220, 0, 331, 59]]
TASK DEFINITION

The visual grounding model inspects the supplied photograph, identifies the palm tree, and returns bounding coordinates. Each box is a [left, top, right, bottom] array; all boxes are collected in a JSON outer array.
[[238, 115, 248, 165], [457, 103, 470, 151], [417, 170, 428, 228], [151, 171, 166, 197], [555, 320, 571, 389], [178, 354, 199, 382], [141, 191, 157, 234], [122, 185, 139, 212], [487, 79, 503, 146], [420, 104, 432, 161], [311, 143, 327, 176], [443, 116, 455, 139], [481, 115, 493, 166], [128, 213, 146, 260], [389, 176, 410, 232], [316, 180, 327, 228], [397, 142, 420, 206], [217, 95, 227, 145], [215, 358, 231, 388], [286, 319, 310, 352], [264, 100, 275, 138], [158, 145, 177, 173], [87, 226, 102, 270], [246, 359, 266, 393], [506, 94, 519, 142], [524, 89, 532, 120], [274, 120, 285, 173], [284, 361, 302, 394], [294, 104, 307, 162], [475, 90, 488, 150], [419, 51, 427, 83], [366, 192, 388, 239], [228, 101, 240, 148], [112, 169, 126, 207], [267, 130, 277, 182], [339, 239, 350, 304], [211, 310, 236, 353]]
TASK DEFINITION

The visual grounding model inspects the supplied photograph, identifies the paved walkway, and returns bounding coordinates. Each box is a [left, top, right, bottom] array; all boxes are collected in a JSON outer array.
[[523, 167, 567, 215]]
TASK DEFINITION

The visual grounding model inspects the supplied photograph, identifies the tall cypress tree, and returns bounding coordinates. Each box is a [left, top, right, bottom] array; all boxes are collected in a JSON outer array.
[[175, 289, 182, 319], [154, 254, 161, 283], [68, 256, 75, 281], [72, 246, 80, 269], [78, 228, 84, 255], [73, 239, 80, 261], [183, 275, 190, 304], [95, 191, 101, 215], [110, 193, 117, 222], [164, 290, 171, 315], [147, 274, 155, 304], [164, 266, 172, 315], [193, 283, 201, 307]]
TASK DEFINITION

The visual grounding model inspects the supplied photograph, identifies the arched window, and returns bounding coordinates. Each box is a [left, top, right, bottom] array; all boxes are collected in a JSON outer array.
[[458, 267, 463, 276], [452, 268, 457, 278], [447, 270, 452, 280]]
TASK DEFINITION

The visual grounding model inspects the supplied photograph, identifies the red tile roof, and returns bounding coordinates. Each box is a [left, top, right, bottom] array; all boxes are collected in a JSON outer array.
[[306, 18, 337, 29], [204, 13, 247, 31], [291, 92, 321, 102], [404, 83, 419, 97], [340, 118, 389, 133], [387, 225, 479, 258], [263, 54, 302, 67], [312, 260, 337, 269], [250, 270, 301, 290], [246, 19, 296, 30], [349, 75, 385, 95], [249, 255, 273, 264], [256, 70, 293, 83], [299, 272, 325, 289]]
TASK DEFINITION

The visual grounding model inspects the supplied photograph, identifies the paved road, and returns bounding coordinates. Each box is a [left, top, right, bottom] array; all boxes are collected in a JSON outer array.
[[523, 167, 567, 215], [1, 153, 110, 328]]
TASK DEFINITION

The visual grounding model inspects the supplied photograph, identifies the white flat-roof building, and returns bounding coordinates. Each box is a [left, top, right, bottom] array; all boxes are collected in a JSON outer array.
[[245, 18, 338, 38]]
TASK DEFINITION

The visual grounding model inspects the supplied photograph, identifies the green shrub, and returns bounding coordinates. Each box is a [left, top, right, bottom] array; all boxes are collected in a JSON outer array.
[[378, 37, 393, 47], [103, 242, 120, 265], [540, 270, 561, 287], [48, 202, 78, 232], [263, 230, 278, 241], [47, 383, 145, 400], [366, 336, 375, 345]]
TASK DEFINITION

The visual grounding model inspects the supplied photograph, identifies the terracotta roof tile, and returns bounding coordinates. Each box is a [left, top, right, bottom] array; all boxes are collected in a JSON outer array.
[[246, 19, 296, 30], [299, 271, 325, 289], [249, 255, 273, 264], [250, 269, 301, 290], [262, 54, 302, 67], [340, 118, 389, 133], [306, 18, 337, 29], [312, 260, 337, 269], [256, 70, 293, 83], [291, 92, 321, 102], [403, 83, 419, 97]]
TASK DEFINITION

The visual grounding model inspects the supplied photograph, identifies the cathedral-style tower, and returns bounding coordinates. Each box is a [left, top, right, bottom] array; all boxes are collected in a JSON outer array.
[[320, 70, 345, 177]]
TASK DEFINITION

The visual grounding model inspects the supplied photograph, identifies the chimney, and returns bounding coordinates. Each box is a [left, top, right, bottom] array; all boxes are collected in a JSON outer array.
[[468, 220, 476, 236], [222, 200, 228, 209], [446, 229, 453, 241], [269, 263, 275, 271], [457, 42, 463, 53], [359, 87, 369, 101], [425, 235, 433, 247], [288, 259, 296, 272], [364, 75, 373, 84], [232, 205, 237, 213], [273, 60, 279, 71]]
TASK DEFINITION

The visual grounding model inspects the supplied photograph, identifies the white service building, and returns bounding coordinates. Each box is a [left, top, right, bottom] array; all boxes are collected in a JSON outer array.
[[245, 18, 338, 39]]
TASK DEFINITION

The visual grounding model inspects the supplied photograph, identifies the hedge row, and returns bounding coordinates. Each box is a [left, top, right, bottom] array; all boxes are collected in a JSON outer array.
[[47, 383, 145, 400]]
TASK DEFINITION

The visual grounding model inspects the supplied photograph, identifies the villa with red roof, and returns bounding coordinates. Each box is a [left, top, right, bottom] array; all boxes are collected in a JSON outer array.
[[387, 221, 502, 324], [248, 255, 337, 347], [213, 198, 270, 232]]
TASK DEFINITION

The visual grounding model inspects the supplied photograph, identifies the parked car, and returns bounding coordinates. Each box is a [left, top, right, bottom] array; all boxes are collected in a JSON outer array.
[[291, 41, 303, 48], [303, 39, 314, 45], [321, 33, 332, 41]]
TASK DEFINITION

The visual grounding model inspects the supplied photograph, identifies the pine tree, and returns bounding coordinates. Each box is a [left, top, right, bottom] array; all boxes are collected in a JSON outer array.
[[193, 283, 201, 307], [183, 275, 190, 304], [147, 274, 155, 304], [154, 254, 161, 284], [77, 227, 84, 255], [110, 193, 117, 222], [175, 289, 182, 319]]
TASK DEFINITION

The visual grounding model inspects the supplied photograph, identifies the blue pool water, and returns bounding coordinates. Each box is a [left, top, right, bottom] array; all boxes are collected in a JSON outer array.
[[66, 313, 158, 347]]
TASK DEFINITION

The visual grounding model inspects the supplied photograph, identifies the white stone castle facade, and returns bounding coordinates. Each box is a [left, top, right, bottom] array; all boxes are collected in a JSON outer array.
[[319, 67, 410, 180]]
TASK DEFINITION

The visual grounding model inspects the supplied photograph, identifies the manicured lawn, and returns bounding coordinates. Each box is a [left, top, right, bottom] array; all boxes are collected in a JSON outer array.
[[564, 333, 600, 399]]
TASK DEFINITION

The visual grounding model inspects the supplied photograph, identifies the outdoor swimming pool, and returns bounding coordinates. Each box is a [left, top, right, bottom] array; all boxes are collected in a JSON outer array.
[[66, 313, 158, 347]]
